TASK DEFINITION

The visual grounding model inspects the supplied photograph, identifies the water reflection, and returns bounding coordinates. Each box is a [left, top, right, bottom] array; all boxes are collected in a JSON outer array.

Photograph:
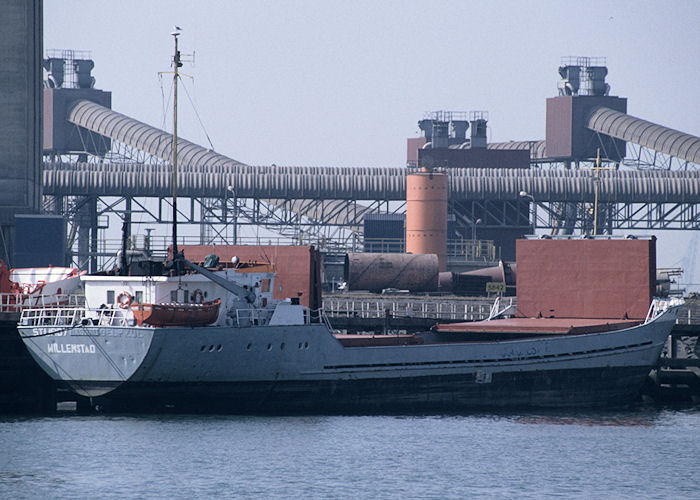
[[525, 403, 700, 426], [388, 406, 678, 427], [516, 414, 657, 427]]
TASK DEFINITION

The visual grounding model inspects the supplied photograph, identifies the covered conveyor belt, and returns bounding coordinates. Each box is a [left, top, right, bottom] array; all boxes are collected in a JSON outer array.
[[67, 99, 386, 226], [587, 106, 700, 165], [68, 99, 247, 169], [44, 161, 700, 203], [488, 140, 546, 159], [58, 99, 699, 203]]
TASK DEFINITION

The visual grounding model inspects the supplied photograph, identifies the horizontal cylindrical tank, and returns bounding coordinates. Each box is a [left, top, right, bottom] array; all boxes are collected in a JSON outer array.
[[406, 170, 448, 271], [344, 253, 439, 293]]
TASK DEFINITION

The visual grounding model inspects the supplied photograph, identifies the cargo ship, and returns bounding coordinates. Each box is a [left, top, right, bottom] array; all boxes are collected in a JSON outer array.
[[15, 32, 682, 413], [16, 250, 681, 413]]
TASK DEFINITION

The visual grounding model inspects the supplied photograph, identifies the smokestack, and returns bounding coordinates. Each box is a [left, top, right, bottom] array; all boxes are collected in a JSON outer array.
[[406, 169, 448, 271]]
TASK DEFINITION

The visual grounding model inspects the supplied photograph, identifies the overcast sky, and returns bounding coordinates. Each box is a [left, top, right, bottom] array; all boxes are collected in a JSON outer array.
[[43, 1, 700, 286]]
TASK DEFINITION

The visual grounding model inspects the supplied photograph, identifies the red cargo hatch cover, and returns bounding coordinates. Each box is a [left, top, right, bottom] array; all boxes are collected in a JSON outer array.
[[434, 317, 641, 336]]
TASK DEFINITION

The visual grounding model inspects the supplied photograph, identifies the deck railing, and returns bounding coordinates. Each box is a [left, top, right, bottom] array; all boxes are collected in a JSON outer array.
[[645, 298, 686, 324], [1, 293, 85, 313], [229, 306, 328, 327], [230, 307, 274, 327], [675, 298, 700, 325], [323, 297, 494, 322], [20, 305, 131, 328], [10, 293, 700, 330]]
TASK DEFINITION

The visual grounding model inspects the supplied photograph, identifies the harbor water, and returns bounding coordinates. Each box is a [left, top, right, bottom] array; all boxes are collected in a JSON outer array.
[[1, 407, 698, 499]]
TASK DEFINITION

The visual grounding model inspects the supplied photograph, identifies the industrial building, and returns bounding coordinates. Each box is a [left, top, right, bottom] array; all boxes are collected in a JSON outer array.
[[0, 1, 698, 280], [0, 0, 699, 414]]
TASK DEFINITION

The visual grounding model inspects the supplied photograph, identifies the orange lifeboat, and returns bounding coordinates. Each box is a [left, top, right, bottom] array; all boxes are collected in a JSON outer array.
[[130, 299, 221, 327]]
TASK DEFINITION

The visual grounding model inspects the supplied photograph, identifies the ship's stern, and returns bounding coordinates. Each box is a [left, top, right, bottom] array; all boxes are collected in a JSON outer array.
[[18, 324, 154, 397]]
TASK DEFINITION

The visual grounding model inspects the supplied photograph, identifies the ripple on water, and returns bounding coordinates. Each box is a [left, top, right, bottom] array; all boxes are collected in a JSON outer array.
[[0, 408, 698, 499]]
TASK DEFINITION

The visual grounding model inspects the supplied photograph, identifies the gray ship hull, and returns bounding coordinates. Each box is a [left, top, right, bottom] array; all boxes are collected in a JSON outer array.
[[19, 306, 680, 412], [77, 365, 654, 413]]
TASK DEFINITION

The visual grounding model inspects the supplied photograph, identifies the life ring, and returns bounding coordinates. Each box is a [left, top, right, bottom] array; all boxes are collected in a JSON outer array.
[[192, 289, 204, 304], [117, 291, 133, 309]]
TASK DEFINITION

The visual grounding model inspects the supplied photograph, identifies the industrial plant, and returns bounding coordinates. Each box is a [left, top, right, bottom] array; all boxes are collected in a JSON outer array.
[[0, 1, 698, 413], [1, 20, 699, 275]]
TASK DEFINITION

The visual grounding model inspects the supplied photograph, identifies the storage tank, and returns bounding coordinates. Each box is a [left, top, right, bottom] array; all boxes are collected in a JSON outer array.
[[344, 253, 439, 292], [406, 169, 448, 271]]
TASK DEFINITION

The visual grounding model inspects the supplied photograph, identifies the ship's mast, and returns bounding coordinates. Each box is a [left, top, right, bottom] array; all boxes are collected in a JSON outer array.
[[171, 27, 182, 262]]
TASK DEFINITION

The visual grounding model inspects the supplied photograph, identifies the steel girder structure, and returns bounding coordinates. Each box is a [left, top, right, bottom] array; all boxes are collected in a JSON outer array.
[[442, 198, 699, 237], [606, 202, 700, 230], [47, 193, 392, 271], [45, 160, 700, 269], [622, 141, 699, 171], [51, 193, 700, 272], [198, 197, 394, 245], [579, 130, 698, 172], [449, 199, 531, 234], [44, 99, 700, 269], [59, 104, 391, 248], [531, 201, 700, 233], [55, 193, 400, 269], [586, 106, 700, 166], [528, 119, 699, 232]]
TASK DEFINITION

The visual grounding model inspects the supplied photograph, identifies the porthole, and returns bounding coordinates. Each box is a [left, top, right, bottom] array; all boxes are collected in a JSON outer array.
[[280, 343, 285, 350], [267, 344, 272, 351], [200, 346, 206, 352], [298, 342, 303, 349], [246, 343, 252, 351], [209, 345, 215, 352], [217, 344, 223, 352], [304, 342, 309, 349]]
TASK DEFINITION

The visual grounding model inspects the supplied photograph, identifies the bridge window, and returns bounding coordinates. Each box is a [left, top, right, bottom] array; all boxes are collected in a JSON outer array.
[[135, 291, 143, 303], [107, 290, 115, 304]]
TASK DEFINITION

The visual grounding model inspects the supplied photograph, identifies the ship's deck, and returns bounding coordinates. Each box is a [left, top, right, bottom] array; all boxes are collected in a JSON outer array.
[[434, 317, 642, 335]]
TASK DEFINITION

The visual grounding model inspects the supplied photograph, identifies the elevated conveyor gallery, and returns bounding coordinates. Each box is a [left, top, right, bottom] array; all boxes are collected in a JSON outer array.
[[44, 161, 700, 203], [55, 99, 699, 204], [67, 99, 247, 169], [587, 107, 700, 165]]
